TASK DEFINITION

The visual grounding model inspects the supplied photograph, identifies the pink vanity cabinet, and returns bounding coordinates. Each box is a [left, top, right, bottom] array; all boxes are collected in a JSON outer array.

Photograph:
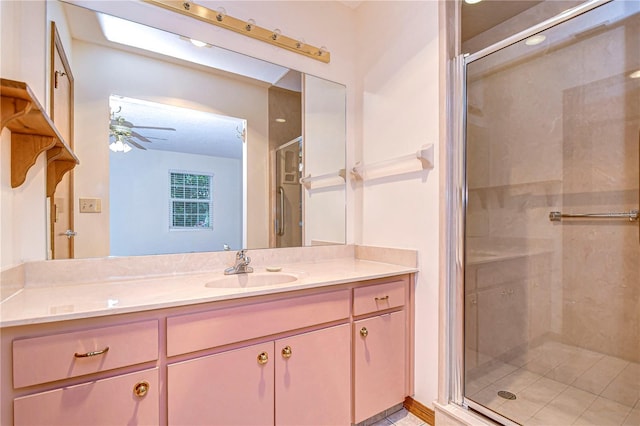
[[353, 279, 411, 423], [166, 289, 352, 426], [2, 317, 161, 426], [0, 274, 414, 425]]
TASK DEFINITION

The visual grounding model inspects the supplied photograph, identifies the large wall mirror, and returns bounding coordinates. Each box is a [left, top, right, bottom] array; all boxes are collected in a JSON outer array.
[[49, 1, 346, 259]]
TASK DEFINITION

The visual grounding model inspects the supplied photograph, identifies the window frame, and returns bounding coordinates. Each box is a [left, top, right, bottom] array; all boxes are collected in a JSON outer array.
[[168, 170, 214, 231]]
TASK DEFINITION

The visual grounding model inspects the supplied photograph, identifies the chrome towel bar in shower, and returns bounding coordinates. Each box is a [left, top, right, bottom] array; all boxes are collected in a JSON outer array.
[[549, 209, 639, 222]]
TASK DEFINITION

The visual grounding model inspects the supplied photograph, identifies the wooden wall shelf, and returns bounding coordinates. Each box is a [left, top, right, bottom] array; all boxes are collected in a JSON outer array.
[[1, 78, 79, 195]]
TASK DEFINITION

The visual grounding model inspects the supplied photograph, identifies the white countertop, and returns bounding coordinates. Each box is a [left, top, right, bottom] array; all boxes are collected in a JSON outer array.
[[0, 258, 417, 328]]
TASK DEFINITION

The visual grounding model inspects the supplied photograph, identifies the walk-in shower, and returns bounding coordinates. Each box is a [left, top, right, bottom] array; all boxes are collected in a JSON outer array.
[[457, 1, 640, 424]]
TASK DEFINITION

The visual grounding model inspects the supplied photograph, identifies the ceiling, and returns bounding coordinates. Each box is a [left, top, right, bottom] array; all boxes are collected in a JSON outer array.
[[110, 96, 245, 159], [462, 0, 545, 42], [64, 3, 289, 158]]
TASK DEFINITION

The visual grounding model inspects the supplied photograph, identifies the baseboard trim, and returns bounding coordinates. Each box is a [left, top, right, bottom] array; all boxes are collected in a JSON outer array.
[[404, 396, 435, 425]]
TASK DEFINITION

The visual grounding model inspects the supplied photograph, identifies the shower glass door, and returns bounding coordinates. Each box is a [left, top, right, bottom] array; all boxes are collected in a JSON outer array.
[[274, 137, 302, 248], [463, 1, 639, 424]]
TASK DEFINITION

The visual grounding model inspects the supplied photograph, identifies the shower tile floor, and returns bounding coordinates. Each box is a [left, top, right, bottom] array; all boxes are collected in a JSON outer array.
[[466, 341, 640, 425]]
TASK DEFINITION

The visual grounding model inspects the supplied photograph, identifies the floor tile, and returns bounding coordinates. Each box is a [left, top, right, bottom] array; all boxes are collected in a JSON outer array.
[[601, 363, 640, 408], [493, 369, 543, 394], [499, 396, 544, 424], [545, 350, 603, 385], [573, 355, 628, 395], [477, 361, 520, 383], [518, 376, 568, 406], [622, 407, 640, 426], [530, 404, 583, 425], [573, 396, 632, 426], [370, 419, 393, 426], [469, 384, 507, 411], [386, 408, 425, 425]]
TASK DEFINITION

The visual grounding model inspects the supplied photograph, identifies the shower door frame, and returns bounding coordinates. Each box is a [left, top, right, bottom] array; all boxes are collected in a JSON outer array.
[[444, 0, 614, 423]]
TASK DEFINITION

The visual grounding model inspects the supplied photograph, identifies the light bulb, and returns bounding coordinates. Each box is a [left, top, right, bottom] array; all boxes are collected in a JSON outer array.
[[123, 143, 132, 153], [190, 38, 207, 47], [216, 7, 226, 22], [245, 19, 255, 31], [630, 70, 640, 79], [318, 46, 328, 56], [296, 38, 305, 49], [109, 141, 118, 152], [271, 28, 281, 41], [525, 34, 546, 46]]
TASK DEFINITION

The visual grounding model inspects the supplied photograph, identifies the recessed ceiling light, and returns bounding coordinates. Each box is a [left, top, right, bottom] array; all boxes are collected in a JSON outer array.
[[525, 34, 546, 46], [275, 118, 286, 123], [464, 0, 483, 4], [630, 70, 640, 79]]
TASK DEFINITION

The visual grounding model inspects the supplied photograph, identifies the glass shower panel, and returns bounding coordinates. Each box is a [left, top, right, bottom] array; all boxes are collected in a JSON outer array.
[[275, 137, 302, 248], [463, 2, 639, 425]]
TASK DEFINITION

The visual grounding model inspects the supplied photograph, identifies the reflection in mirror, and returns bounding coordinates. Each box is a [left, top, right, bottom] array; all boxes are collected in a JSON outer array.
[[52, 1, 346, 258], [108, 95, 245, 256]]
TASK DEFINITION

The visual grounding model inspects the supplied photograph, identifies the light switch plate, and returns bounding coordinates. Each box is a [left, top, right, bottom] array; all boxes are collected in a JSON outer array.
[[79, 197, 101, 213]]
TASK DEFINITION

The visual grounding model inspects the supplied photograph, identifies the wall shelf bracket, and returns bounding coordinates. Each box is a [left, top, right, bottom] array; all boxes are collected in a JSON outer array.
[[1, 78, 79, 192]]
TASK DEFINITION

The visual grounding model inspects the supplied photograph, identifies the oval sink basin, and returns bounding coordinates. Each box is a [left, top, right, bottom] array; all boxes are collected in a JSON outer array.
[[205, 272, 299, 289]]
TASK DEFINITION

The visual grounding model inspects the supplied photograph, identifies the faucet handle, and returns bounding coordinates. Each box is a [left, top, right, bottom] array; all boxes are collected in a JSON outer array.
[[245, 256, 251, 265], [236, 249, 246, 259]]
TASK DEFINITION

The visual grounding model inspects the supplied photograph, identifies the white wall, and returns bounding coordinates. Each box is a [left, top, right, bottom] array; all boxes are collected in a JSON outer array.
[[355, 1, 441, 408], [304, 75, 347, 245], [72, 40, 269, 257], [0, 0, 48, 269], [110, 149, 242, 256]]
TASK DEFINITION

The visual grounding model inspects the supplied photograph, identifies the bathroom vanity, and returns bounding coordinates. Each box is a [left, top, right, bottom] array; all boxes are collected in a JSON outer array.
[[0, 247, 416, 425]]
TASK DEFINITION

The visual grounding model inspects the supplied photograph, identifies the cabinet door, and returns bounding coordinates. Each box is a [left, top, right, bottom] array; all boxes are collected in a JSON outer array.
[[275, 324, 350, 425], [354, 311, 406, 424], [13, 368, 158, 426], [168, 342, 274, 426]]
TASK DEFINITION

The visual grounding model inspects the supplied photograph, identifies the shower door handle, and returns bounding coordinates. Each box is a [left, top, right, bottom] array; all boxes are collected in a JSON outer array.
[[277, 187, 285, 236], [549, 210, 639, 221]]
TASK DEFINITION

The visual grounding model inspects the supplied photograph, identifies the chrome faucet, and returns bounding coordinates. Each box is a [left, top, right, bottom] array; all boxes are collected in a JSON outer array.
[[224, 250, 254, 275]]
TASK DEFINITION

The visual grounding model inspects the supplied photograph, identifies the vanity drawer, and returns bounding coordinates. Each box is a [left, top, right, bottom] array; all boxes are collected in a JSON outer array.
[[13, 320, 158, 388], [14, 368, 159, 426], [353, 280, 406, 316], [167, 289, 350, 356]]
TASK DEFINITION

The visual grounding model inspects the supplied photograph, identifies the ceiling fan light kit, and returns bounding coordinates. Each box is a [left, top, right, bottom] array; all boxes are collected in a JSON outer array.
[[143, 0, 331, 63], [109, 110, 176, 153]]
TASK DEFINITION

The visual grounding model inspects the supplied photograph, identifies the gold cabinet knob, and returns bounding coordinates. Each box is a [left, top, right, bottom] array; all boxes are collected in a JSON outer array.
[[281, 345, 292, 359], [133, 381, 149, 398], [257, 351, 269, 365], [360, 327, 369, 338]]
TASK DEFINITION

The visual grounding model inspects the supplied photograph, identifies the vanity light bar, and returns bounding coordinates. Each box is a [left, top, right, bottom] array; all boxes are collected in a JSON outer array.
[[143, 0, 331, 63]]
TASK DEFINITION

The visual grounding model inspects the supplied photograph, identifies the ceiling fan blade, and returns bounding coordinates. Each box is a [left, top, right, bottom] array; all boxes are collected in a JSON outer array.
[[131, 131, 152, 143], [131, 125, 176, 131], [111, 118, 135, 128], [127, 139, 147, 150], [145, 136, 167, 141]]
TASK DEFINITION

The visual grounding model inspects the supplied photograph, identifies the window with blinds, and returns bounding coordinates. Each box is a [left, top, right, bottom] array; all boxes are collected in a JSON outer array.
[[169, 171, 213, 230]]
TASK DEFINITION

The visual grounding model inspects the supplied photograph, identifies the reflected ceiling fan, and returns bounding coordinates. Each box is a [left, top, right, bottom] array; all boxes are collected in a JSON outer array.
[[109, 107, 176, 152]]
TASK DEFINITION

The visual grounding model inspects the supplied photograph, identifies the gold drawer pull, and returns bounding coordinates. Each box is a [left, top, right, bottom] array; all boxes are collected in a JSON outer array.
[[74, 346, 109, 358], [257, 351, 269, 365], [133, 381, 149, 397], [375, 295, 389, 302], [282, 346, 292, 359], [360, 327, 369, 338]]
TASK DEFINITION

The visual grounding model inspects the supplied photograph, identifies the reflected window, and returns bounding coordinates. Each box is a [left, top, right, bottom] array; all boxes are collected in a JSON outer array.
[[170, 171, 213, 230]]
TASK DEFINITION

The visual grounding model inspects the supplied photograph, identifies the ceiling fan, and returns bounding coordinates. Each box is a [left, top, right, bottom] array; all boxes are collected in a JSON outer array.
[[109, 108, 176, 152]]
